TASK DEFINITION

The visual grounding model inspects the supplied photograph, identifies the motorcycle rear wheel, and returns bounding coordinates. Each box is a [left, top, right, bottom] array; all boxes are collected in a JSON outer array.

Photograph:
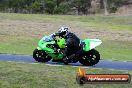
[[79, 49, 100, 66], [33, 49, 52, 62]]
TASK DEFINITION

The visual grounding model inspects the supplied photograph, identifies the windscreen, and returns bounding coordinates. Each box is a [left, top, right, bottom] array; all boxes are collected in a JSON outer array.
[[41, 35, 54, 42]]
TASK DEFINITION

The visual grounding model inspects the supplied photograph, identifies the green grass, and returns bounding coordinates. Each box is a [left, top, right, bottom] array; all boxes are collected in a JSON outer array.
[[0, 36, 39, 55], [0, 13, 132, 88], [97, 40, 132, 61], [0, 37, 132, 61], [0, 13, 132, 31], [0, 61, 132, 88], [0, 13, 132, 61]]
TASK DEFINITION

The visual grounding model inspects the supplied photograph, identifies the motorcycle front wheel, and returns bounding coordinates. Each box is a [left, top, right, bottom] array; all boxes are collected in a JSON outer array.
[[33, 49, 52, 62]]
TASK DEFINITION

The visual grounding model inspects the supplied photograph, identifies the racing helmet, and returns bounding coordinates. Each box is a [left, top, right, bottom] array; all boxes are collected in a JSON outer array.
[[58, 26, 69, 37]]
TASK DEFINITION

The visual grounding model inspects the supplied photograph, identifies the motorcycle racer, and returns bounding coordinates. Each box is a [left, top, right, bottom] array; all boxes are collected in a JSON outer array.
[[51, 26, 83, 63]]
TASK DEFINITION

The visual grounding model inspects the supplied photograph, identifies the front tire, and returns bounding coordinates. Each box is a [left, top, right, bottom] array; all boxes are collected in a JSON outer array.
[[33, 49, 52, 62], [79, 49, 100, 66]]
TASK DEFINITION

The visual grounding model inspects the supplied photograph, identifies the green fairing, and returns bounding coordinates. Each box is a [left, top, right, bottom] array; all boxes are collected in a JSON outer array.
[[83, 39, 102, 51], [37, 35, 102, 60], [37, 47, 42, 50], [38, 39, 55, 53], [82, 39, 90, 51], [37, 37, 65, 60]]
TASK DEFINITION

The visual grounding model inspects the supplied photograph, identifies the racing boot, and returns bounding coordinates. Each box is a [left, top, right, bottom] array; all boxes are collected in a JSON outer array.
[[62, 56, 69, 65]]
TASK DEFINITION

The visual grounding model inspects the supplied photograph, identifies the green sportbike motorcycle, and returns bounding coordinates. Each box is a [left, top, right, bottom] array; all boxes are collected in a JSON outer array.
[[33, 35, 102, 66]]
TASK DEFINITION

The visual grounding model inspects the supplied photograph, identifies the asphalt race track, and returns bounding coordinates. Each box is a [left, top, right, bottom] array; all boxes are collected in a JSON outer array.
[[0, 54, 132, 71]]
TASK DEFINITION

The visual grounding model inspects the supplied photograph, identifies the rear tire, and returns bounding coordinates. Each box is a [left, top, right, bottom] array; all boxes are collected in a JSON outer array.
[[33, 49, 52, 62], [79, 49, 100, 66]]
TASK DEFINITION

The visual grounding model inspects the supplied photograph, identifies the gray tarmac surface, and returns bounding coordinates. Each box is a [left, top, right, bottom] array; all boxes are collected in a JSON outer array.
[[0, 54, 132, 71]]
